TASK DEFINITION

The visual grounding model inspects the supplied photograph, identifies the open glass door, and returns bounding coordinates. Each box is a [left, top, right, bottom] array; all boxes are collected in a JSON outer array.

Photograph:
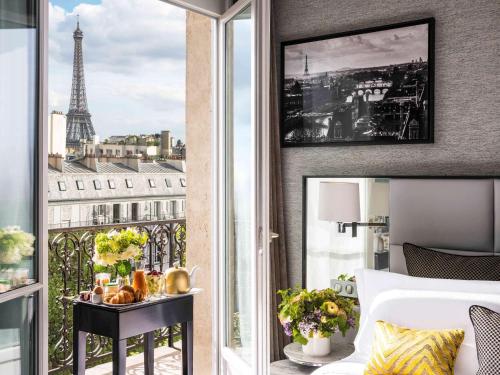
[[218, 0, 270, 374], [0, 0, 48, 373]]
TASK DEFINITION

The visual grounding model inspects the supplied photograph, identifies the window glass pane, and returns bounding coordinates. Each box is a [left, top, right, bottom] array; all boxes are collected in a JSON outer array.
[[225, 4, 252, 363], [0, 293, 38, 374], [0, 0, 38, 291]]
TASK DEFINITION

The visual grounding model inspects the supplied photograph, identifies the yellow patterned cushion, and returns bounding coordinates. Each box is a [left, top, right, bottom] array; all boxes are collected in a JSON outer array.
[[364, 321, 464, 375]]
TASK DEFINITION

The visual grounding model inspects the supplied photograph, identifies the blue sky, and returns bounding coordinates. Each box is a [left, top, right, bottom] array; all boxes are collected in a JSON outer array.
[[48, 0, 186, 140], [50, 0, 101, 11]]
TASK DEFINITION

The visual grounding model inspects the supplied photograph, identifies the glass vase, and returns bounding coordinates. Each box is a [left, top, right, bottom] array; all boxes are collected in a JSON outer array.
[[115, 260, 132, 287]]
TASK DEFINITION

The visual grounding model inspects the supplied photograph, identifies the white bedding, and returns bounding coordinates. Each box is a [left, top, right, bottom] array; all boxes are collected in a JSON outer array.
[[312, 269, 500, 375]]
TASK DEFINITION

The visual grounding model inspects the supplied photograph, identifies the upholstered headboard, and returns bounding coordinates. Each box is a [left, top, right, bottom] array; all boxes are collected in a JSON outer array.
[[389, 178, 500, 274]]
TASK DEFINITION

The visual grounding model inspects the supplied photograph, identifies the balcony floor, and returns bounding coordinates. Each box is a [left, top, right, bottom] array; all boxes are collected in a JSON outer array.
[[85, 345, 182, 375]]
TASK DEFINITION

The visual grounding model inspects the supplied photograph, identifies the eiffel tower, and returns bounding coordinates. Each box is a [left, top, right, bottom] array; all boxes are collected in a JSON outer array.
[[66, 17, 95, 148]]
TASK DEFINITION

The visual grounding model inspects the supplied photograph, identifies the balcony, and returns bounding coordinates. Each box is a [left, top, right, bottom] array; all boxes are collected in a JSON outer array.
[[48, 219, 186, 374], [48, 213, 186, 231]]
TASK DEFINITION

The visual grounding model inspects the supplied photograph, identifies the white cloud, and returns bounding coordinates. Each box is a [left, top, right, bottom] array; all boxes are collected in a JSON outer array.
[[284, 24, 428, 76], [48, 0, 186, 139]]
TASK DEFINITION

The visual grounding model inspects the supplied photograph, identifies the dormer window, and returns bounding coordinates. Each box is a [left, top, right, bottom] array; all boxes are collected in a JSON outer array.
[[165, 178, 172, 188], [149, 179, 156, 188], [76, 180, 84, 190], [125, 179, 133, 188], [180, 178, 186, 187], [108, 179, 116, 189], [58, 181, 66, 191], [93, 180, 102, 190]]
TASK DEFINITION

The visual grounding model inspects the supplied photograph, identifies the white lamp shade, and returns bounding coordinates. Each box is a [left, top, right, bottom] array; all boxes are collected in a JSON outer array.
[[318, 182, 361, 222]]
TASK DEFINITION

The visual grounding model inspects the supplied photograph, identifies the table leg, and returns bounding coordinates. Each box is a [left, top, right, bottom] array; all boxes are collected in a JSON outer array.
[[144, 331, 155, 375], [112, 338, 127, 375], [181, 320, 193, 375], [72, 330, 87, 375]]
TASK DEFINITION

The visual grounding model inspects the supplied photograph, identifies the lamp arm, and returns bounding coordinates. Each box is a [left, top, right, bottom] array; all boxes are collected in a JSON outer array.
[[337, 222, 387, 238]]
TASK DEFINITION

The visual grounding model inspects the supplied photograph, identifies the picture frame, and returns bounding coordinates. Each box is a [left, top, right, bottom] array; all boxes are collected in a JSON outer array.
[[280, 18, 435, 147]]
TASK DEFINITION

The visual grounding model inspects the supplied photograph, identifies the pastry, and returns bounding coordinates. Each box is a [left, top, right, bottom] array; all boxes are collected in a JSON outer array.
[[93, 286, 104, 295], [120, 285, 135, 295], [134, 289, 144, 302], [118, 292, 126, 304], [104, 292, 116, 303], [122, 291, 134, 304], [110, 295, 120, 304]]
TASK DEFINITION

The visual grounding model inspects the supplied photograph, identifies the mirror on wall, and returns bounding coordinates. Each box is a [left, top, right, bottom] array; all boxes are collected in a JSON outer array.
[[303, 177, 390, 290]]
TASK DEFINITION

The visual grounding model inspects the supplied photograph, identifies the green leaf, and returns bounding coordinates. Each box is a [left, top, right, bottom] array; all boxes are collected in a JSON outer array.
[[294, 334, 308, 345], [115, 260, 132, 277]]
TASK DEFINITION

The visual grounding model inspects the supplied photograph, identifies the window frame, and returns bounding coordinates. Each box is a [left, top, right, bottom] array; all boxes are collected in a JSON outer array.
[[58, 181, 66, 191], [125, 178, 133, 188], [93, 179, 102, 190], [148, 178, 156, 188], [108, 179, 116, 189], [76, 180, 85, 190]]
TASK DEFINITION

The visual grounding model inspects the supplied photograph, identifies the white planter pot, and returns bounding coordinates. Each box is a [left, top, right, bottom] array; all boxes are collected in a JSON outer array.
[[302, 336, 331, 357]]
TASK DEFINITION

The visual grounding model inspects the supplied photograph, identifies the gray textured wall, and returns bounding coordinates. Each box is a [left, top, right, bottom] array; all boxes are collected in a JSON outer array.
[[274, 0, 500, 286]]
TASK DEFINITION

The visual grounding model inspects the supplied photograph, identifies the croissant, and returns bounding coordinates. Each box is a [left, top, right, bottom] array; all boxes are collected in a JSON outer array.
[[104, 293, 116, 303], [110, 295, 120, 304], [120, 285, 135, 295], [134, 289, 144, 302], [122, 291, 134, 304]]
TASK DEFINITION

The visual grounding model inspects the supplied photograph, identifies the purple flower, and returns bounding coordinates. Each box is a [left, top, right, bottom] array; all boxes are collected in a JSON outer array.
[[283, 322, 292, 337], [298, 320, 318, 337], [347, 317, 356, 328]]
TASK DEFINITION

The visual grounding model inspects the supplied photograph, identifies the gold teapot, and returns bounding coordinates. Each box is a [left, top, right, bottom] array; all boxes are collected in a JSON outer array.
[[164, 264, 199, 294]]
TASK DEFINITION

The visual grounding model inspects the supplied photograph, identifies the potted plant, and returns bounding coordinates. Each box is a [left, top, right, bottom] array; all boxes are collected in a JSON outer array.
[[93, 228, 148, 286], [277, 285, 358, 356]]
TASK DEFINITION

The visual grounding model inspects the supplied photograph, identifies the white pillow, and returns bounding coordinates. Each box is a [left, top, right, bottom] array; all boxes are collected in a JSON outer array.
[[355, 269, 500, 319], [354, 269, 500, 368]]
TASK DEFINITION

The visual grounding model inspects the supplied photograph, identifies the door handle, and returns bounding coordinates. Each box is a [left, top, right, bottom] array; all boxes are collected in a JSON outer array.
[[269, 231, 279, 243]]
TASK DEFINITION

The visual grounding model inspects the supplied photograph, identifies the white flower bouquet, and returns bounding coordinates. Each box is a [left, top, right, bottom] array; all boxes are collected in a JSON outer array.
[[93, 228, 148, 272], [0, 226, 35, 267]]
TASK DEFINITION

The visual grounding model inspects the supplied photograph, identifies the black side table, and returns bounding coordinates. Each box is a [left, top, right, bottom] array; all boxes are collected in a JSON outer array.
[[73, 294, 193, 375]]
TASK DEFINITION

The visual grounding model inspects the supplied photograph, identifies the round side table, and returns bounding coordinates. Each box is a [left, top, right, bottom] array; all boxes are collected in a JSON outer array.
[[271, 342, 354, 374]]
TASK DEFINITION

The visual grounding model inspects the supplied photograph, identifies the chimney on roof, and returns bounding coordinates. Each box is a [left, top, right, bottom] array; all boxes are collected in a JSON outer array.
[[79, 155, 98, 171], [48, 154, 64, 172], [123, 155, 140, 171], [163, 159, 186, 173]]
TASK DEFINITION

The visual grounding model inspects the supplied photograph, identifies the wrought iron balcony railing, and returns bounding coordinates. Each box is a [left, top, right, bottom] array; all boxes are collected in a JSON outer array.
[[48, 219, 186, 374]]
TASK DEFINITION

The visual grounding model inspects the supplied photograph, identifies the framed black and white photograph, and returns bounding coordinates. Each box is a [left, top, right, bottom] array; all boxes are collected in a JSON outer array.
[[280, 18, 434, 147]]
